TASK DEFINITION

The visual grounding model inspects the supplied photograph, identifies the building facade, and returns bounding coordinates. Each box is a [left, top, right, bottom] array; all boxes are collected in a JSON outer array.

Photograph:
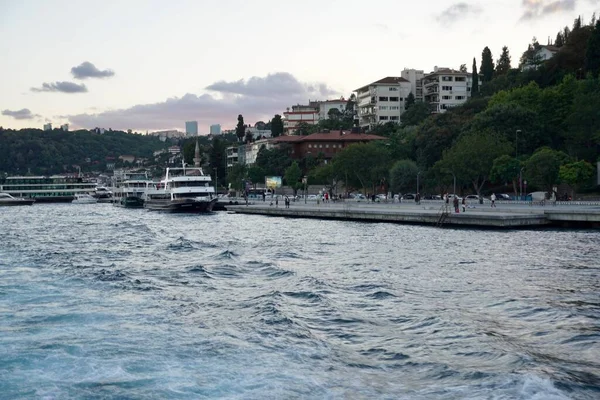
[[422, 67, 472, 113], [185, 121, 198, 135], [354, 77, 413, 129], [318, 98, 347, 120], [400, 68, 425, 102], [43, 123, 52, 131], [283, 104, 319, 135], [210, 124, 221, 135]]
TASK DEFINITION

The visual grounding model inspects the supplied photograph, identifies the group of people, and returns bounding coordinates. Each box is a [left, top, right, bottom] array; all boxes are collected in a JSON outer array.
[[444, 193, 467, 213]]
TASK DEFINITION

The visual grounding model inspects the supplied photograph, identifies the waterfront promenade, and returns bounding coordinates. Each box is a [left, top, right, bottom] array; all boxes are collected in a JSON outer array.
[[227, 200, 600, 229]]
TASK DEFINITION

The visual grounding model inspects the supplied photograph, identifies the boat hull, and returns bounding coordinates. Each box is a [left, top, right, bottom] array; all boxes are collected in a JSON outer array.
[[144, 198, 218, 213], [30, 196, 74, 203], [0, 199, 35, 206], [115, 196, 145, 208]]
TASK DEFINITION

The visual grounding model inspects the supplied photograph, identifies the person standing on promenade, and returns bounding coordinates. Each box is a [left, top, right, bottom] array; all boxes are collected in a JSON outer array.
[[453, 195, 459, 213], [491, 193, 496, 208], [462, 197, 466, 212]]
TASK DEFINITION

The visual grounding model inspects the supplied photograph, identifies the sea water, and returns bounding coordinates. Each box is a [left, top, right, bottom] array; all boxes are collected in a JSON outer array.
[[1, 204, 599, 399]]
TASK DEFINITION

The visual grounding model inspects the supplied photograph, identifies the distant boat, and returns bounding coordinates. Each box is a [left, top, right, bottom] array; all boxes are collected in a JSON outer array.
[[144, 165, 217, 213], [112, 169, 153, 208], [0, 175, 97, 203], [0, 192, 35, 206], [72, 193, 98, 204], [93, 186, 113, 203]]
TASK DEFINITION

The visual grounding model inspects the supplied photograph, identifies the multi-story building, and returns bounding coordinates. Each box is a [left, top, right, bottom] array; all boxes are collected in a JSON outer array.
[[318, 98, 347, 120], [43, 123, 52, 131], [283, 104, 319, 135], [210, 124, 221, 135], [60, 124, 69, 131], [354, 77, 412, 129], [185, 121, 198, 135], [422, 67, 472, 113], [400, 68, 425, 102]]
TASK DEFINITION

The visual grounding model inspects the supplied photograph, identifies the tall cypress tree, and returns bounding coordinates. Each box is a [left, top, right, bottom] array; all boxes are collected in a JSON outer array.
[[472, 58, 479, 97], [585, 20, 600, 77], [235, 114, 245, 142], [496, 46, 511, 75], [480, 46, 495, 82]]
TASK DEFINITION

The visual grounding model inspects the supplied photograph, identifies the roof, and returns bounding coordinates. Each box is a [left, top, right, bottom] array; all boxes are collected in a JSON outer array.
[[271, 131, 387, 143], [355, 76, 409, 92], [424, 68, 468, 76], [540, 45, 559, 53]]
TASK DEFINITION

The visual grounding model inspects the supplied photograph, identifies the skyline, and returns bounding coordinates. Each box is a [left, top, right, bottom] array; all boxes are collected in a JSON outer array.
[[1, 0, 599, 133]]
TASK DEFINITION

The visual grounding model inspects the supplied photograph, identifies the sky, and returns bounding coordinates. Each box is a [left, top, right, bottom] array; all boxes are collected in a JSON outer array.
[[1, 0, 599, 133]]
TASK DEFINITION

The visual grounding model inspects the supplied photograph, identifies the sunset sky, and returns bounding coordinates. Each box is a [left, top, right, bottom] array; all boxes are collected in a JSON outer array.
[[1, 0, 599, 133]]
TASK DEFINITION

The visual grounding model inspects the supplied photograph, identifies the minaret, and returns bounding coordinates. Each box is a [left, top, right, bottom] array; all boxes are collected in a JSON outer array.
[[193, 139, 201, 167]]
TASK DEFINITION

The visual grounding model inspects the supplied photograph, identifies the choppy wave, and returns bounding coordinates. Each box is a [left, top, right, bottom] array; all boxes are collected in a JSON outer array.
[[1, 204, 599, 399]]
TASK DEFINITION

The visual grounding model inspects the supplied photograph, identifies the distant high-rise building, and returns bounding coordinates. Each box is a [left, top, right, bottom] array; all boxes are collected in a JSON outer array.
[[43, 123, 52, 131], [61, 124, 69, 131], [185, 121, 198, 135], [210, 124, 221, 135]]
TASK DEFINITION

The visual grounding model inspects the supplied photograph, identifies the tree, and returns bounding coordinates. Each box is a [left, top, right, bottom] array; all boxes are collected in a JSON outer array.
[[284, 161, 303, 195], [226, 163, 247, 192], [481, 46, 495, 82], [434, 130, 512, 198], [331, 142, 391, 193], [459, 64, 467, 73], [472, 58, 479, 96], [405, 92, 415, 109], [209, 136, 227, 189], [327, 108, 342, 120], [490, 155, 521, 196], [585, 20, 600, 77], [247, 165, 266, 188], [496, 46, 511, 76], [559, 160, 595, 198], [271, 114, 284, 137], [524, 147, 567, 194], [235, 115, 245, 142], [400, 102, 430, 127], [389, 159, 419, 194], [296, 122, 318, 136], [244, 130, 253, 143], [519, 38, 542, 70]]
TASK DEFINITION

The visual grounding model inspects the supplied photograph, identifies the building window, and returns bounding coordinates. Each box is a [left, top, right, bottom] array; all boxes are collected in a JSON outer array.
[[389, 97, 399, 102], [390, 106, 399, 110], [379, 116, 389, 120], [442, 76, 453, 81], [399, 97, 404, 101], [308, 144, 312, 148], [319, 144, 323, 148], [455, 77, 466, 82], [325, 144, 329, 148], [389, 87, 398, 91], [467, 87, 471, 92], [442, 86, 452, 91], [390, 116, 399, 121], [442, 95, 452, 100], [378, 96, 389, 101], [379, 106, 388, 110], [455, 96, 465, 100]]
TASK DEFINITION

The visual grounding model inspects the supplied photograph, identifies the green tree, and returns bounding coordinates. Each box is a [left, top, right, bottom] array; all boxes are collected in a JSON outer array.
[[481, 46, 495, 82], [209, 136, 227, 189], [496, 46, 511, 76], [472, 58, 479, 96], [400, 102, 430, 127], [284, 161, 303, 195], [226, 163, 247, 192], [327, 108, 342, 120], [389, 159, 419, 194], [331, 142, 391, 193], [247, 165, 266, 188], [405, 92, 415, 109], [585, 20, 600, 76], [490, 155, 521, 196], [524, 147, 567, 194], [296, 122, 318, 136], [235, 114, 245, 142], [271, 114, 284, 137], [559, 160, 595, 198], [435, 130, 512, 198]]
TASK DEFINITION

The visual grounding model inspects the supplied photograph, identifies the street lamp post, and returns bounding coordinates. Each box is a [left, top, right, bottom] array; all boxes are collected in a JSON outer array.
[[302, 176, 307, 204], [416, 171, 421, 196], [214, 167, 218, 195], [516, 129, 521, 159], [452, 173, 456, 197]]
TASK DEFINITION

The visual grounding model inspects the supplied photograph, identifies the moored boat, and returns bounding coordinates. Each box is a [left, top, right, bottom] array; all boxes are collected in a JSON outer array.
[[0, 192, 35, 206], [144, 164, 217, 213], [0, 175, 97, 203], [72, 193, 98, 204], [112, 169, 153, 208]]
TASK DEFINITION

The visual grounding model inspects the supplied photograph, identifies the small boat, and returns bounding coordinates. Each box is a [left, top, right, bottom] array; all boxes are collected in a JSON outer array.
[[93, 186, 113, 203], [0, 192, 35, 206], [112, 169, 153, 208], [72, 193, 98, 204], [144, 164, 217, 213]]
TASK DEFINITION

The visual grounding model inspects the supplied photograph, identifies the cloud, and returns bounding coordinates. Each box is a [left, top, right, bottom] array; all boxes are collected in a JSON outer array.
[[68, 72, 341, 131], [2, 108, 40, 120], [31, 81, 88, 93], [520, 0, 576, 20], [71, 61, 115, 79], [205, 72, 337, 99], [436, 3, 482, 26]]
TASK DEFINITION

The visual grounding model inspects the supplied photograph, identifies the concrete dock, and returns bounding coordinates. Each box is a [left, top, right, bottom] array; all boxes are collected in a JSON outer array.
[[226, 201, 600, 229]]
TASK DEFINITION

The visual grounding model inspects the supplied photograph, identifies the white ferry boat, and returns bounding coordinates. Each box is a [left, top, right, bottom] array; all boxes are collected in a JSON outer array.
[[144, 165, 217, 213], [72, 193, 98, 204], [111, 169, 153, 208], [0, 193, 35, 206], [0, 175, 97, 203]]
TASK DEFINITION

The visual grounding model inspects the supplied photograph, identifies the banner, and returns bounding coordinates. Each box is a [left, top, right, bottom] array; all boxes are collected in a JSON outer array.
[[265, 176, 282, 189]]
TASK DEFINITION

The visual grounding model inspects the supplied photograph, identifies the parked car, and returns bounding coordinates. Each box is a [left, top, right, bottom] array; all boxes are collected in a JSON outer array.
[[447, 194, 462, 201], [402, 193, 416, 200], [465, 194, 480, 200], [496, 193, 511, 200]]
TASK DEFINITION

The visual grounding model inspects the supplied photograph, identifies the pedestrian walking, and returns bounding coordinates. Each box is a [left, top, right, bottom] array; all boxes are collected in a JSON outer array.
[[462, 197, 466, 212], [453, 196, 459, 213], [491, 193, 496, 208], [275, 196, 279, 208]]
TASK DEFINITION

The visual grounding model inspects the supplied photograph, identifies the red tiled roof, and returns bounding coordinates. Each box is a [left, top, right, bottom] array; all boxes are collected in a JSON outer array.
[[271, 131, 387, 143], [355, 76, 409, 92]]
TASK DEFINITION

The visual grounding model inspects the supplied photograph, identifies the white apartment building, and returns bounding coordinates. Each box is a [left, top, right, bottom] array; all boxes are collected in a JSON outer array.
[[283, 104, 319, 135], [400, 68, 425, 102], [43, 123, 52, 131], [318, 98, 347, 120], [354, 77, 412, 129], [422, 67, 472, 113]]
